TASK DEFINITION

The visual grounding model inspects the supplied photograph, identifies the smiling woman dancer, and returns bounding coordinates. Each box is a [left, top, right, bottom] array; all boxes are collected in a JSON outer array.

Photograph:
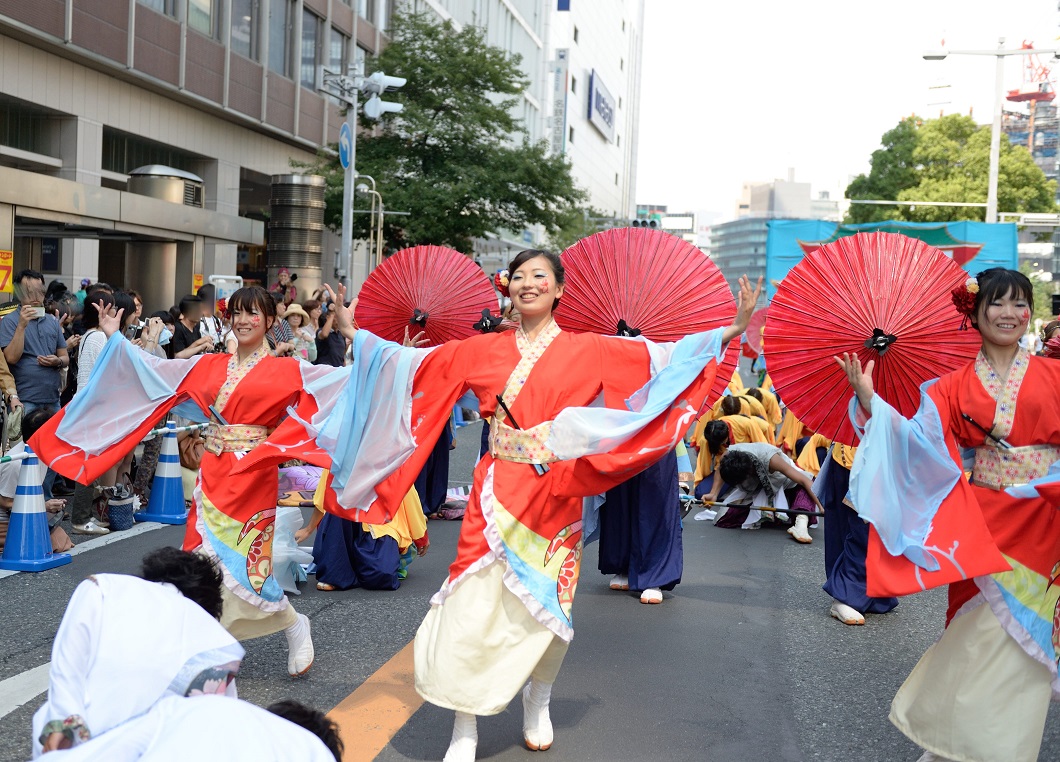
[[837, 268, 1060, 762], [287, 250, 759, 761], [32, 287, 324, 678]]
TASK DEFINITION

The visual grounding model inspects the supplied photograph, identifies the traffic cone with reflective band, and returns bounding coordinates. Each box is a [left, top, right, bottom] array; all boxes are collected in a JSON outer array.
[[0, 446, 71, 571], [135, 422, 188, 525]]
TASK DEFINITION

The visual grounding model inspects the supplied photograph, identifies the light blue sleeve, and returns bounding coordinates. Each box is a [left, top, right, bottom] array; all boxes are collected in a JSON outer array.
[[55, 333, 207, 456], [290, 330, 433, 513], [547, 328, 725, 460], [848, 380, 962, 572]]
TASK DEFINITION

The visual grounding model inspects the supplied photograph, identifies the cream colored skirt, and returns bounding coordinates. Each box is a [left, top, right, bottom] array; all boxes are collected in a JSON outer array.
[[414, 560, 570, 716], [219, 584, 298, 641], [891, 601, 1053, 762]]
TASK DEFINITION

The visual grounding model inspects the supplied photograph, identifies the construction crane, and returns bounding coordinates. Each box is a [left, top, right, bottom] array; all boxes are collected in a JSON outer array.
[[1005, 41, 1056, 153]]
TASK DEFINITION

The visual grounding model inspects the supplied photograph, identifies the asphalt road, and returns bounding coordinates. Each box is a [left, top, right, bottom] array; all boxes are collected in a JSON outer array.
[[2, 419, 1059, 761]]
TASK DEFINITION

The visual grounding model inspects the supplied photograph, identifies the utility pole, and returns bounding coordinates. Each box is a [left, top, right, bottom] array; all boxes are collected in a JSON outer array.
[[320, 64, 406, 286]]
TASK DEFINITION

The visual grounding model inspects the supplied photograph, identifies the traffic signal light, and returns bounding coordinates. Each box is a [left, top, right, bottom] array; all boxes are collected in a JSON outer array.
[[630, 218, 658, 228], [361, 71, 406, 121]]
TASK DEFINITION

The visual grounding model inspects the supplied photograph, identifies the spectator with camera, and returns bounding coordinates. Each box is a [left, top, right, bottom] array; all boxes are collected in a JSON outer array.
[[169, 295, 213, 360]]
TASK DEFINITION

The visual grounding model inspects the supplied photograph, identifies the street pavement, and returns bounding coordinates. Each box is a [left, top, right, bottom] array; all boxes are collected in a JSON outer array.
[[1, 419, 1059, 761]]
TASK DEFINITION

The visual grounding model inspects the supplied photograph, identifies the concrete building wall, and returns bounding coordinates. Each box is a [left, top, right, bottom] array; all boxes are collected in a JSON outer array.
[[0, 0, 395, 303]]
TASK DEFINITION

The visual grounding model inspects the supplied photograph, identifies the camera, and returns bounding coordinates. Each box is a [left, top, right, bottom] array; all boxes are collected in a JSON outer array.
[[124, 324, 143, 341]]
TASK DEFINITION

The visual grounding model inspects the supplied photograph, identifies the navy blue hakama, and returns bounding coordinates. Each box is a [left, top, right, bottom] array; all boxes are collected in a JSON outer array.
[[312, 513, 401, 591], [598, 450, 683, 591], [819, 455, 899, 615]]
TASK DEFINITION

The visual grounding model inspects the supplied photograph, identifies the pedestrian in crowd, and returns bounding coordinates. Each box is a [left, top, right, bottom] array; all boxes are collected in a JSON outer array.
[[598, 449, 683, 604], [837, 268, 1060, 762], [269, 267, 298, 306], [73, 278, 91, 307], [291, 255, 758, 762], [31, 547, 243, 757], [283, 303, 316, 362], [1, 269, 69, 501], [313, 298, 346, 367], [1039, 319, 1060, 358], [704, 441, 822, 543], [127, 290, 144, 325], [33, 286, 324, 678], [303, 299, 323, 331], [267, 295, 295, 356], [39, 695, 343, 761], [169, 294, 212, 360], [1, 270, 70, 414], [0, 406, 71, 554]]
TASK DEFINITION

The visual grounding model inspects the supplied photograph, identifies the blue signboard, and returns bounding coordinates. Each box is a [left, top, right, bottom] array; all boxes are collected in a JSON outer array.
[[339, 122, 352, 170], [588, 71, 615, 143], [764, 219, 1020, 300]]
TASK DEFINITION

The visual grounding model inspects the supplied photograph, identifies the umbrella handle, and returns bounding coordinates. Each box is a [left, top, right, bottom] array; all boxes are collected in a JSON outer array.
[[616, 319, 642, 337], [411, 309, 429, 327], [865, 328, 897, 356]]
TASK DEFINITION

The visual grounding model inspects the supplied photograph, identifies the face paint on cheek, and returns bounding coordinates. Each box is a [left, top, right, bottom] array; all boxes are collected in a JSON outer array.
[[249, 315, 261, 328], [539, 282, 550, 295]]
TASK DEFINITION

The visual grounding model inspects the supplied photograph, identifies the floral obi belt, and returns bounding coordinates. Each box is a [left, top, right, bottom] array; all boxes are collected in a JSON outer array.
[[203, 423, 271, 456], [489, 417, 559, 465], [973, 444, 1060, 489]]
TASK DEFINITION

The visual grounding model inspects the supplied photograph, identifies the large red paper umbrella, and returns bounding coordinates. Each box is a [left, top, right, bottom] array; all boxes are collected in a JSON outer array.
[[764, 232, 981, 445], [355, 245, 497, 346], [745, 307, 769, 355], [554, 227, 738, 404]]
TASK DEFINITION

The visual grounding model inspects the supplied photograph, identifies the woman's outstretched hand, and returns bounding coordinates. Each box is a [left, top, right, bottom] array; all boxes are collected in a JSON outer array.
[[835, 352, 875, 412], [90, 300, 124, 338], [323, 284, 359, 340], [402, 327, 430, 348], [721, 275, 763, 343]]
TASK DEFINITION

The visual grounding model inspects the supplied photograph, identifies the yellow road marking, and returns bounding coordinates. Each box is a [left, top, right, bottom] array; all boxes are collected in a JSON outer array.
[[328, 641, 423, 762]]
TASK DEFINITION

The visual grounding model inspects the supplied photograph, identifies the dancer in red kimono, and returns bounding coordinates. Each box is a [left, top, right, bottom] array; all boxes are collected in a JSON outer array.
[[251, 251, 757, 761], [837, 268, 1060, 762], [31, 287, 339, 678]]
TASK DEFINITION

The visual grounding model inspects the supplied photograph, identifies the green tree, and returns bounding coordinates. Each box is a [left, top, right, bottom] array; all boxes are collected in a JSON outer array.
[[844, 116, 922, 223], [546, 206, 612, 252], [845, 114, 1057, 223], [297, 12, 585, 253]]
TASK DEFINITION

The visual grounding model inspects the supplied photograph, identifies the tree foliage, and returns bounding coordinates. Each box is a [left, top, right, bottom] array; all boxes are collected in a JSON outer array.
[[296, 12, 585, 253], [546, 206, 612, 252], [845, 114, 1057, 223]]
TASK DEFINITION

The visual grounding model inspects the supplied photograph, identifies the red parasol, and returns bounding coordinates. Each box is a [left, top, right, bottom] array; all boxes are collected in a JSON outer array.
[[745, 307, 769, 355], [554, 227, 738, 404], [355, 245, 497, 347], [763, 232, 981, 445]]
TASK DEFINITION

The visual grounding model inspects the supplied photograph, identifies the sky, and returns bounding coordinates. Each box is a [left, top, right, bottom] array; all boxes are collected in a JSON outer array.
[[635, 0, 1060, 222]]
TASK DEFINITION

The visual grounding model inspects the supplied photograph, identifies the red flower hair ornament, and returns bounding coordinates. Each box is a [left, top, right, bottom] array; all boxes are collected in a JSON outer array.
[[494, 269, 511, 298], [950, 276, 979, 330]]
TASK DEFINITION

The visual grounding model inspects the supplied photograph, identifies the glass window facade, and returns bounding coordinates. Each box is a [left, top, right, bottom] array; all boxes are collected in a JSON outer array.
[[268, 0, 293, 77], [230, 0, 258, 60], [300, 10, 322, 88]]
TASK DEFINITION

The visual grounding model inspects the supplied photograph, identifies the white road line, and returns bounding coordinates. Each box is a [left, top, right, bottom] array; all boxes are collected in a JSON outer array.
[[0, 662, 49, 719], [0, 521, 169, 580]]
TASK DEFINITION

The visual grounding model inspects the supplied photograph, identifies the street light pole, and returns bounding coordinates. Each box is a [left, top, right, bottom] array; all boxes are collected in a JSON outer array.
[[987, 38, 1006, 223], [340, 73, 360, 286]]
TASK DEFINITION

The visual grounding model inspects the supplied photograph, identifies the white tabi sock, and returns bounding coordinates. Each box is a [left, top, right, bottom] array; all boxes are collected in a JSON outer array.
[[523, 679, 554, 750], [444, 711, 478, 762]]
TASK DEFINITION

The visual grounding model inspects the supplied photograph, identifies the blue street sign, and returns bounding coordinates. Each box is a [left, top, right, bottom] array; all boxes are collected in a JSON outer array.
[[339, 122, 352, 170]]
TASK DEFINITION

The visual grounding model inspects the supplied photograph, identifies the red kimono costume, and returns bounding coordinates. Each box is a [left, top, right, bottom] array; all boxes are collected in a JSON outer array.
[[239, 322, 726, 715], [32, 336, 338, 638], [850, 349, 1060, 762]]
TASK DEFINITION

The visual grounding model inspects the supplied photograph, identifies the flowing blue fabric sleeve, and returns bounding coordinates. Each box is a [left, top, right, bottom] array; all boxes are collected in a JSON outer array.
[[848, 380, 962, 572], [56, 333, 207, 454], [547, 328, 725, 460], [289, 331, 432, 513]]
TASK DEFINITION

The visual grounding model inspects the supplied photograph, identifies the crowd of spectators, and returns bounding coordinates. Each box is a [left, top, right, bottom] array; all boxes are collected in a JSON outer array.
[[0, 270, 352, 546]]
